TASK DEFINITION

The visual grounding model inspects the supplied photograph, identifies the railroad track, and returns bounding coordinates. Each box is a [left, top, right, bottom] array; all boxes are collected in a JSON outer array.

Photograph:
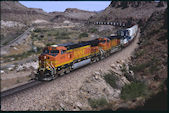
[[1, 80, 41, 99]]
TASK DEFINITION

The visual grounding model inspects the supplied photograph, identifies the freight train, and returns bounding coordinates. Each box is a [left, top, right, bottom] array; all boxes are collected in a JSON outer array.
[[36, 25, 138, 81]]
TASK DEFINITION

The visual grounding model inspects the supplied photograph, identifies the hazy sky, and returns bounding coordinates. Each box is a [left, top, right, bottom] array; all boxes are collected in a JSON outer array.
[[19, 1, 111, 13]]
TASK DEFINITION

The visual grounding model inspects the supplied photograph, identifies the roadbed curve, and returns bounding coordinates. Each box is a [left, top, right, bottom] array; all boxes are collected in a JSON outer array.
[[1, 30, 140, 111]]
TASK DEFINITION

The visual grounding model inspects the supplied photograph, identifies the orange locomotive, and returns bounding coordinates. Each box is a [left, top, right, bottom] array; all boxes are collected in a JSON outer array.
[[37, 37, 121, 81], [36, 25, 138, 81]]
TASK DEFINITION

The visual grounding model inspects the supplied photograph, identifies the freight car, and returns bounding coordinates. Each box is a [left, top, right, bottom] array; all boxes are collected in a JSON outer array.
[[117, 24, 138, 47], [36, 25, 138, 81]]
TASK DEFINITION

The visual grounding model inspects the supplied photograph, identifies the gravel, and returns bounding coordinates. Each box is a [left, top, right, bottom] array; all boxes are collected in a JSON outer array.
[[1, 30, 140, 111]]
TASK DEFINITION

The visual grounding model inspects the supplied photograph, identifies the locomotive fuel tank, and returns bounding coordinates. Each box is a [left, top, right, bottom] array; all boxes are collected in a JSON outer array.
[[72, 59, 91, 69]]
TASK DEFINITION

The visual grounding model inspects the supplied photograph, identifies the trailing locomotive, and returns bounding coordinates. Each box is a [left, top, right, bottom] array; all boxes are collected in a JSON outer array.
[[36, 25, 138, 81]]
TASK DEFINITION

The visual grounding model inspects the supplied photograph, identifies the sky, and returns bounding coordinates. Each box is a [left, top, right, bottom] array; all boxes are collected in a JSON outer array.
[[19, 1, 111, 13]]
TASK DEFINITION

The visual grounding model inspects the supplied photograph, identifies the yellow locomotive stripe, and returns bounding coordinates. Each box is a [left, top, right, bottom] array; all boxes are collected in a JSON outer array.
[[44, 60, 73, 69]]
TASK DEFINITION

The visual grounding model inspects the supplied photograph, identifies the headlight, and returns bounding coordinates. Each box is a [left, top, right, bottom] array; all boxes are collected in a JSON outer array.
[[46, 66, 50, 70]]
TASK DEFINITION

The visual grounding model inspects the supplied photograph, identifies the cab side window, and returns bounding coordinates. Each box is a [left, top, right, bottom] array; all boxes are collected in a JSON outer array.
[[101, 40, 106, 44], [61, 50, 66, 54]]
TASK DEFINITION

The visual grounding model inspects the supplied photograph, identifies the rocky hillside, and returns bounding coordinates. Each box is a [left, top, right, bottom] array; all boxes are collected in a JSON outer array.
[[1, 1, 53, 24], [1, 1, 48, 45], [131, 8, 168, 81], [89, 1, 167, 26], [50, 8, 97, 23], [1, 1, 96, 46]]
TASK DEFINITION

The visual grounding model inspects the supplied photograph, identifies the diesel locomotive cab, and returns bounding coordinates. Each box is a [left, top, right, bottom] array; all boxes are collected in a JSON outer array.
[[98, 38, 111, 51], [37, 45, 67, 80]]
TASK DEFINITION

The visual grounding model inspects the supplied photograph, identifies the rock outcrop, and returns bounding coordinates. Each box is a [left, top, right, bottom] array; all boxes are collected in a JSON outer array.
[[50, 8, 96, 23]]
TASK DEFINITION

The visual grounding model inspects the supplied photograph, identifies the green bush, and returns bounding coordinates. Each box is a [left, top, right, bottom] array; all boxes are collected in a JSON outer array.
[[104, 72, 118, 88], [130, 60, 152, 73], [34, 28, 42, 33], [130, 63, 147, 72], [89, 28, 97, 33], [60, 32, 69, 36], [16, 79, 21, 83], [149, 57, 159, 74], [52, 31, 70, 39], [149, 65, 159, 74], [79, 32, 88, 38], [48, 33, 52, 36], [135, 50, 145, 58], [121, 82, 148, 100], [121, 64, 127, 73], [130, 56, 159, 74], [6, 49, 35, 60], [88, 97, 108, 108]]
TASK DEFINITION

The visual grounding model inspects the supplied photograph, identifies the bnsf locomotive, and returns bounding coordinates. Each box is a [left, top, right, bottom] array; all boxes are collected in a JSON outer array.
[[36, 25, 138, 81]]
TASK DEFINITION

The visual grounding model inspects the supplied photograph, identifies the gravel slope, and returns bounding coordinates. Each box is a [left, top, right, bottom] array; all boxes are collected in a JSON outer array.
[[1, 30, 140, 111]]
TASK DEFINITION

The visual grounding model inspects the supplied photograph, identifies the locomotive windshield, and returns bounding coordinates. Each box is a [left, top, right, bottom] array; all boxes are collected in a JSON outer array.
[[50, 50, 59, 56], [43, 49, 59, 56], [100, 40, 106, 43]]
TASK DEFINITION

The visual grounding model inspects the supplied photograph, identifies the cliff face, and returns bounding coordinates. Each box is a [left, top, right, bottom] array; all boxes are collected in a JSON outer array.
[[89, 1, 167, 26], [50, 8, 97, 22], [131, 8, 167, 82]]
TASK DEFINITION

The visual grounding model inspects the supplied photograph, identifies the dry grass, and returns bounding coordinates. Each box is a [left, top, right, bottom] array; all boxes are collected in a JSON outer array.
[[1, 76, 30, 91]]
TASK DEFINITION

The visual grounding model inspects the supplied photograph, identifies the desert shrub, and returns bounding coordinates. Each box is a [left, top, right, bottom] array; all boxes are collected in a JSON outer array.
[[149, 65, 159, 74], [130, 56, 159, 75], [89, 27, 97, 33], [79, 32, 88, 38], [5, 49, 36, 61], [48, 33, 52, 36], [55, 35, 70, 39], [142, 39, 151, 46], [104, 71, 118, 88], [88, 97, 108, 108], [121, 63, 127, 73], [121, 64, 136, 82], [121, 82, 148, 100], [149, 57, 159, 74], [130, 60, 153, 73], [16, 79, 21, 83], [53, 31, 70, 39], [130, 63, 147, 72], [135, 50, 145, 58], [60, 32, 69, 36], [34, 28, 42, 33]]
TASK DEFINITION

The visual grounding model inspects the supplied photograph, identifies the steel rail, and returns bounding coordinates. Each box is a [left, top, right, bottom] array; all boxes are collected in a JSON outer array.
[[1, 80, 41, 99]]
